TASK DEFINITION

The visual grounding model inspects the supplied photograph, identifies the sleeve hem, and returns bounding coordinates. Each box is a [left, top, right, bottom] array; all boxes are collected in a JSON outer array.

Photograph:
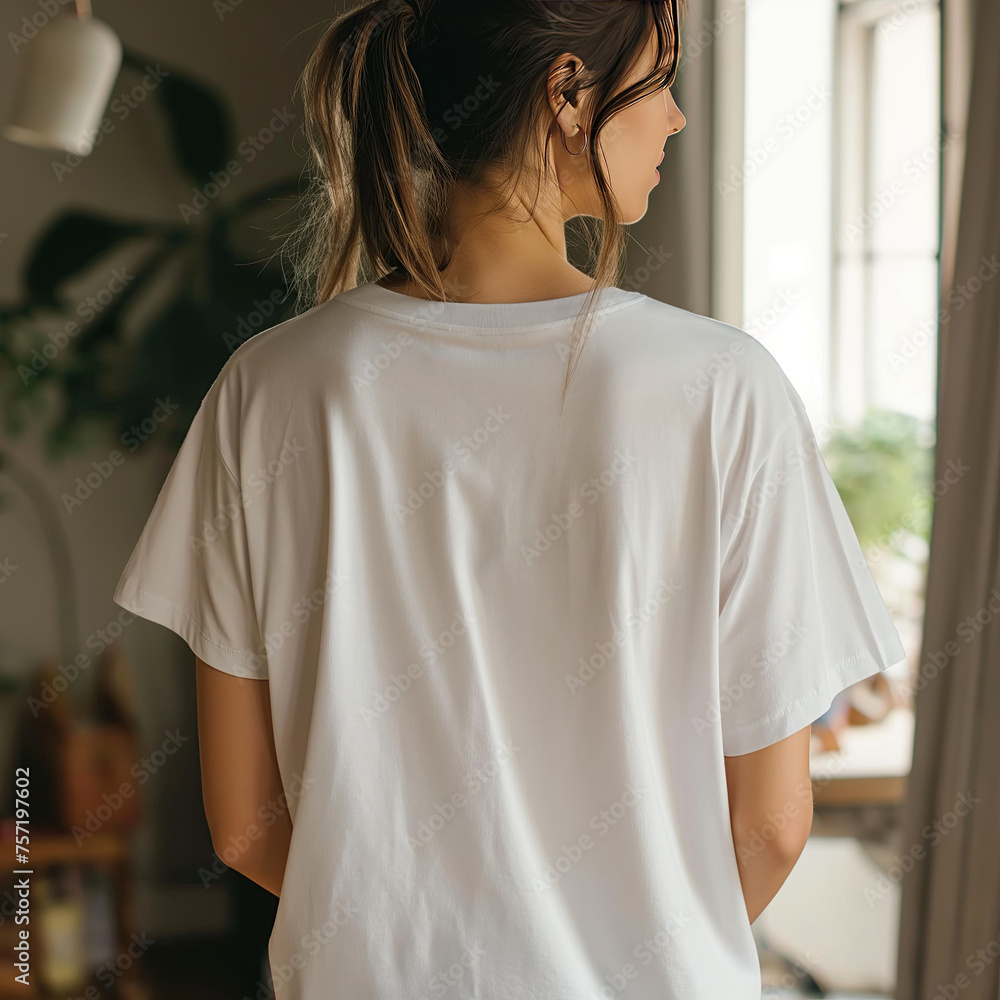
[[721, 643, 907, 757], [113, 581, 268, 681]]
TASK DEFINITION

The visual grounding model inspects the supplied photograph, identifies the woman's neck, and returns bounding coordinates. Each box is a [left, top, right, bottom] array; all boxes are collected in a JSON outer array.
[[380, 183, 598, 304]]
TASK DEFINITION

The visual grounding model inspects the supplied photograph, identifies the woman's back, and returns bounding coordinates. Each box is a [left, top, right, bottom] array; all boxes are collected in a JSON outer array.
[[114, 281, 905, 997]]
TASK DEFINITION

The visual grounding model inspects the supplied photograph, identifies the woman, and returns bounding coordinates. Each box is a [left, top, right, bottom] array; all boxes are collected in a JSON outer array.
[[114, 1, 906, 996]]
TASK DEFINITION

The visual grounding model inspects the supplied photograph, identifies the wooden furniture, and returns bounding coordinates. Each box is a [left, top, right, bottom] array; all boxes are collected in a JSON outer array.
[[0, 829, 152, 999], [809, 705, 913, 843]]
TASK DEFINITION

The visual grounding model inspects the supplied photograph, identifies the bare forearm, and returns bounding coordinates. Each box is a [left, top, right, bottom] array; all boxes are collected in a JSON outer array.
[[723, 727, 815, 924], [197, 659, 292, 897], [220, 811, 293, 897], [730, 834, 807, 924]]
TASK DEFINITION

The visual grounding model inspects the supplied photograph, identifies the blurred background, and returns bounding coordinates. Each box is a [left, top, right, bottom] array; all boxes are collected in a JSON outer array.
[[0, 0, 996, 997]]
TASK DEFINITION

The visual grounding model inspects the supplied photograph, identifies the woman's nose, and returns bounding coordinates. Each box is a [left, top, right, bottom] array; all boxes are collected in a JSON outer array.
[[665, 89, 686, 135]]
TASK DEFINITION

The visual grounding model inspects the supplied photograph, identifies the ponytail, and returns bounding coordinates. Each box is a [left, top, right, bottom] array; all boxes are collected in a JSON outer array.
[[295, 0, 452, 307]]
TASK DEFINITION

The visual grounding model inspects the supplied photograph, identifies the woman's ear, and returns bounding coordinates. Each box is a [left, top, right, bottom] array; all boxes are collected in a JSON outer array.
[[547, 51, 587, 140]]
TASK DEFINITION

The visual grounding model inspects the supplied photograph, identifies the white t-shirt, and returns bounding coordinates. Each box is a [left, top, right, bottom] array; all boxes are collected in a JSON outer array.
[[113, 281, 906, 999]]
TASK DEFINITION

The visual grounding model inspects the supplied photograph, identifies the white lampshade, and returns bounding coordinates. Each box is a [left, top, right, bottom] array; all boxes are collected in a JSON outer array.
[[3, 12, 122, 156]]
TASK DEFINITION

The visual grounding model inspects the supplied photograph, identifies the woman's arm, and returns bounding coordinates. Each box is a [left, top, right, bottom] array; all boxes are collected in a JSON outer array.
[[195, 656, 292, 897], [723, 724, 814, 924]]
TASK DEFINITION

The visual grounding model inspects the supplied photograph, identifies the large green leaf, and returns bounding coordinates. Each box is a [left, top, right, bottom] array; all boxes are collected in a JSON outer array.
[[24, 213, 146, 304], [156, 75, 233, 186], [122, 295, 233, 447]]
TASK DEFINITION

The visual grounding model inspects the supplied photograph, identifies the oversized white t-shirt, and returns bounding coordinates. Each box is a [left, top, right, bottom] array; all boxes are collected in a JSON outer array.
[[113, 281, 906, 999]]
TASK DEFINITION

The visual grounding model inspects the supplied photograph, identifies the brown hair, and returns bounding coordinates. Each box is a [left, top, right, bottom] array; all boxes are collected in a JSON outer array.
[[291, 0, 684, 403]]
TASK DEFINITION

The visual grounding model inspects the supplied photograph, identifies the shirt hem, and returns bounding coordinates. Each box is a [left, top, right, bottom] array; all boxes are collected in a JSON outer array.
[[113, 580, 269, 680], [721, 642, 907, 756]]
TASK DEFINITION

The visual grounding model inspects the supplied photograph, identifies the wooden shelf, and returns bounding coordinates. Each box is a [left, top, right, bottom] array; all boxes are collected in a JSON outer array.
[[0, 826, 151, 1000], [12, 829, 131, 867], [813, 773, 907, 807]]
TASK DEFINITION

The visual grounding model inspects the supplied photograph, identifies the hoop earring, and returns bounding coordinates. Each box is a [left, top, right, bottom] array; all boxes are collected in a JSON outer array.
[[560, 124, 589, 157]]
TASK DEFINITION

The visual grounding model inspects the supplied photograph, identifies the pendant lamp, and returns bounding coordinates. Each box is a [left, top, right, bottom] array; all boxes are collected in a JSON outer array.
[[3, 0, 123, 156]]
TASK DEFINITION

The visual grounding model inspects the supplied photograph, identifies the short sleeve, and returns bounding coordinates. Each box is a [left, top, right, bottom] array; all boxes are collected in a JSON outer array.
[[112, 377, 268, 680], [717, 365, 906, 756]]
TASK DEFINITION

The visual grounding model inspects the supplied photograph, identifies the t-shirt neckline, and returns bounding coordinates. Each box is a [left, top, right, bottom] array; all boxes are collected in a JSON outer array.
[[336, 281, 646, 334]]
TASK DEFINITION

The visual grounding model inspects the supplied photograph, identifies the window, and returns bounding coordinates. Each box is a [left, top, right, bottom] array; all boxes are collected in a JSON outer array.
[[739, 1, 942, 991], [741, 0, 941, 730]]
